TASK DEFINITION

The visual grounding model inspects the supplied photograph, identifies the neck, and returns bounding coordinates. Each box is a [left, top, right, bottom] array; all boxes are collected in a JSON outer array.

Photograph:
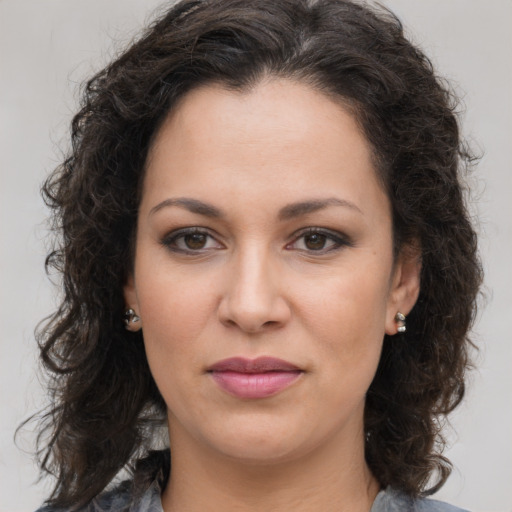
[[161, 424, 380, 512]]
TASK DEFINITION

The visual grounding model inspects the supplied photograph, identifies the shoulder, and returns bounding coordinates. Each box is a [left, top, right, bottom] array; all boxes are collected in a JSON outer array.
[[34, 479, 162, 512], [372, 487, 470, 512]]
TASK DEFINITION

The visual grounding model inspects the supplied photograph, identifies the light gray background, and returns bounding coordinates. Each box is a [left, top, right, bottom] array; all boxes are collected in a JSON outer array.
[[1, 1, 511, 511]]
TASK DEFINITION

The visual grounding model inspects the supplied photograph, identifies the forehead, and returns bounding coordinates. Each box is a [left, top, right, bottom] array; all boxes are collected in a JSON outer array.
[[150, 79, 366, 158], [142, 78, 388, 220]]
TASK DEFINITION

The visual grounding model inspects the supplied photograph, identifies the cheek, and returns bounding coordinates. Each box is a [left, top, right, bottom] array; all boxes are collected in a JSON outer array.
[[294, 260, 391, 381], [134, 259, 219, 369], [299, 265, 390, 339], [137, 278, 214, 412]]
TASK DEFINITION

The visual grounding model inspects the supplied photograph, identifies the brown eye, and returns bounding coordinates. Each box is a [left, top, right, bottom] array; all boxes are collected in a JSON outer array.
[[184, 233, 208, 250], [286, 228, 350, 254], [162, 228, 223, 254], [304, 233, 327, 250]]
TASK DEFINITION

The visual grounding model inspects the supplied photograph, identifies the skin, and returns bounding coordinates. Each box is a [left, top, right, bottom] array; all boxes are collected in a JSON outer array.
[[124, 78, 421, 512]]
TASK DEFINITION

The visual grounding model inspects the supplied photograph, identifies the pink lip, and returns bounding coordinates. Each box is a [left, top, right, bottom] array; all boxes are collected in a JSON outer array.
[[208, 357, 303, 399]]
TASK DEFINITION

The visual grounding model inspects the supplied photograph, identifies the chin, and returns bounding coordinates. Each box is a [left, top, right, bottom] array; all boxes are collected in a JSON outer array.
[[217, 439, 304, 465], [199, 417, 317, 465]]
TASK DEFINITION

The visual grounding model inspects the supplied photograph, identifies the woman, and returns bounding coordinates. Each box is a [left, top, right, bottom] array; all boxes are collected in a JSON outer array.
[[34, 0, 482, 510]]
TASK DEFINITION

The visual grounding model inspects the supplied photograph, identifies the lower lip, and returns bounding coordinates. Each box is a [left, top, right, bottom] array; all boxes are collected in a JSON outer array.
[[210, 371, 302, 399]]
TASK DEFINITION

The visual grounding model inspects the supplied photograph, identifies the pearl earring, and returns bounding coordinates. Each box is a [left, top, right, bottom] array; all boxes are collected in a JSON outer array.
[[395, 312, 406, 333], [124, 308, 141, 331]]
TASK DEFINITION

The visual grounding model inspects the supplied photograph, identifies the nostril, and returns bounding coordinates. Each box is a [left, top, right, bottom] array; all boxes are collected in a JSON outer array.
[[217, 283, 292, 333]]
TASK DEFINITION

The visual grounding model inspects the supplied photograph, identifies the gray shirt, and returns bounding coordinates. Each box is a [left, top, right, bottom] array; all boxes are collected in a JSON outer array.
[[37, 479, 469, 512]]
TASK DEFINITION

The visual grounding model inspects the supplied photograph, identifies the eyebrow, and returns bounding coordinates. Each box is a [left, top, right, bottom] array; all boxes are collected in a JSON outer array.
[[277, 197, 362, 220], [149, 196, 362, 219], [150, 197, 223, 218]]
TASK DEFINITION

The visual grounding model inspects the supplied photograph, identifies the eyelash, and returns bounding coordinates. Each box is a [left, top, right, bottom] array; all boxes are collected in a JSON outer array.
[[160, 227, 352, 255], [287, 228, 353, 254], [160, 227, 221, 254]]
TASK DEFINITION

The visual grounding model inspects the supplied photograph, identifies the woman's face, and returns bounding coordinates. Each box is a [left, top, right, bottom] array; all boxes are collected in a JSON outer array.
[[125, 79, 420, 464]]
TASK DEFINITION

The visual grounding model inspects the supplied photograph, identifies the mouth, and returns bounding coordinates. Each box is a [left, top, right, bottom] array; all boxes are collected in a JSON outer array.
[[207, 357, 303, 399]]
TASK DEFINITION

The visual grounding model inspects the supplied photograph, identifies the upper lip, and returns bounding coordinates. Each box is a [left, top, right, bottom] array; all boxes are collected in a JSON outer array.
[[207, 356, 301, 373]]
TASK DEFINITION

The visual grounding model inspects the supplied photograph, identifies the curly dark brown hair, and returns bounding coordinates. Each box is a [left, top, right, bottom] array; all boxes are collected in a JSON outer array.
[[34, 0, 482, 508]]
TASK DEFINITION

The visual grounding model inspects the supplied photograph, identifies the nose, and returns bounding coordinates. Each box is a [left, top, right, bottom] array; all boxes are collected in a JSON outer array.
[[217, 246, 291, 334]]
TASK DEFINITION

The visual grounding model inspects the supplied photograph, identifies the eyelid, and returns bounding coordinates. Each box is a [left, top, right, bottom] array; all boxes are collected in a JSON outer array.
[[160, 226, 352, 255], [160, 227, 224, 253], [286, 227, 353, 253]]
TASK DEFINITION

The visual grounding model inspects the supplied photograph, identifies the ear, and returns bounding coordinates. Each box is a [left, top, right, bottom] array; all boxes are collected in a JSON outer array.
[[385, 242, 421, 335], [123, 273, 139, 314], [123, 274, 142, 331]]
